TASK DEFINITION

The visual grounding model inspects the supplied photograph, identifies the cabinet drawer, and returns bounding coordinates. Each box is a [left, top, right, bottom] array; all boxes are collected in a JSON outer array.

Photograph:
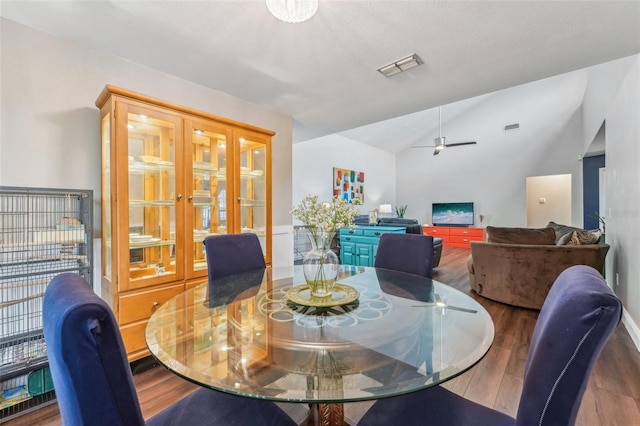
[[120, 320, 149, 356], [363, 229, 386, 238], [423, 227, 449, 237], [341, 234, 360, 243], [363, 228, 405, 237], [119, 283, 184, 324], [341, 228, 363, 237], [449, 235, 484, 245], [449, 228, 484, 238]]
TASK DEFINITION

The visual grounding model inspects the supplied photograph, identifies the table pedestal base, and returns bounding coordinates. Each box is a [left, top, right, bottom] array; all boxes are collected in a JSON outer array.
[[304, 403, 346, 426]]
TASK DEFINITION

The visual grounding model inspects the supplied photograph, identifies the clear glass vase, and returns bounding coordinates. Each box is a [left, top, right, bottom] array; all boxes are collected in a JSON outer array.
[[303, 229, 339, 298]]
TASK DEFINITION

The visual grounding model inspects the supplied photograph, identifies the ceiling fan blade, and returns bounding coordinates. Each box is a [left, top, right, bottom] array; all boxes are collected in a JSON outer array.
[[411, 145, 435, 149], [446, 141, 477, 147]]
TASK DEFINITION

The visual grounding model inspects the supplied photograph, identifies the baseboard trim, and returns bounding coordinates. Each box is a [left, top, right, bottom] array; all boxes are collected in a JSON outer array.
[[622, 307, 640, 352]]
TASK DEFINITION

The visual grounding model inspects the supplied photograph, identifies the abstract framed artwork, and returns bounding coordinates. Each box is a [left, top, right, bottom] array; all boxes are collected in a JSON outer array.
[[333, 167, 364, 203]]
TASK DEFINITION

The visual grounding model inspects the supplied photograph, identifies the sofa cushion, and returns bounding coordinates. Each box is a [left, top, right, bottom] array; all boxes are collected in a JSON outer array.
[[556, 231, 574, 245], [567, 229, 602, 245], [485, 226, 556, 245], [547, 221, 602, 244], [377, 218, 422, 234]]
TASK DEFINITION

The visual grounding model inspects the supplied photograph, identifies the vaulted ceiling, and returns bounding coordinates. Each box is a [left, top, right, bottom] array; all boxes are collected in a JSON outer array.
[[1, 1, 639, 152]]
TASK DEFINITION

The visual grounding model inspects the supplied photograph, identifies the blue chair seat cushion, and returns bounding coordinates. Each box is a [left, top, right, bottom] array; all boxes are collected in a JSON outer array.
[[148, 388, 296, 426], [359, 385, 514, 426]]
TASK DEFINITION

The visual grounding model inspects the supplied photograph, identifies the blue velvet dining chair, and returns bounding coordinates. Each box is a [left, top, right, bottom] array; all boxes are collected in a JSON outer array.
[[43, 273, 297, 426], [374, 233, 435, 278], [203, 233, 266, 282], [358, 265, 622, 426]]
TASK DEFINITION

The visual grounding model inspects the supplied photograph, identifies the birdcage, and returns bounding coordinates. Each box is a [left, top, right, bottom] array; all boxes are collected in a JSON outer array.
[[0, 186, 93, 420]]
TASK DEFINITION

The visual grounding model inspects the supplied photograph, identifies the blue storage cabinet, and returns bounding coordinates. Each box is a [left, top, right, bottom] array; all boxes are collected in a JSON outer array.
[[339, 226, 406, 266]]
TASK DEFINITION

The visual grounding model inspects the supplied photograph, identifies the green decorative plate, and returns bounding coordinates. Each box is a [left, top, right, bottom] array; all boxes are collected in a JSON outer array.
[[286, 283, 359, 307]]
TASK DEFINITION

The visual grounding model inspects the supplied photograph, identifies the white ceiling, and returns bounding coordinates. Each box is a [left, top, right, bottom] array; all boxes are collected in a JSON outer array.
[[1, 0, 639, 152]]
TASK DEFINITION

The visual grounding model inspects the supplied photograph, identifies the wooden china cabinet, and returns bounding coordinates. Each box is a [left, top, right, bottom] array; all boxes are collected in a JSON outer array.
[[96, 85, 273, 361]]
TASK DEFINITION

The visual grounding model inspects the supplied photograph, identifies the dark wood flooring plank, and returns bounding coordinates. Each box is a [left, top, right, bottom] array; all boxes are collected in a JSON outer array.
[[590, 384, 640, 425], [576, 380, 603, 425], [494, 373, 522, 417], [461, 345, 511, 408]]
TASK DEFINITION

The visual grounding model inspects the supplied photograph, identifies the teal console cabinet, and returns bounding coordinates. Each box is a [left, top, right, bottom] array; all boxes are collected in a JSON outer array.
[[339, 226, 406, 266]]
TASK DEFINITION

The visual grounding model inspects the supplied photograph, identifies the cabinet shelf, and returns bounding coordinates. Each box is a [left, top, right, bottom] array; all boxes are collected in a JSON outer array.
[[192, 162, 218, 172], [128, 161, 175, 174], [129, 239, 173, 249], [239, 199, 266, 207], [129, 199, 175, 207], [207, 172, 265, 181]]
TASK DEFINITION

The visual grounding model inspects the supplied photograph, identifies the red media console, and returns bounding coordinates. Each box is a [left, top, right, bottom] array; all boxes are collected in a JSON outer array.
[[422, 226, 485, 248]]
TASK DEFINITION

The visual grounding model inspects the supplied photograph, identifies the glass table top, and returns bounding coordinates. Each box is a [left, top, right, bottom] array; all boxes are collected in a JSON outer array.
[[145, 265, 494, 404]]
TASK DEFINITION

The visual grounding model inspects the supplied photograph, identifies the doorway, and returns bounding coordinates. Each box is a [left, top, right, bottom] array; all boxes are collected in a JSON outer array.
[[526, 174, 572, 227]]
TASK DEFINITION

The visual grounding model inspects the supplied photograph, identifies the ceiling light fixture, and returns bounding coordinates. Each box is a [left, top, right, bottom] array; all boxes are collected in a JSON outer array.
[[377, 54, 423, 77], [266, 0, 318, 23]]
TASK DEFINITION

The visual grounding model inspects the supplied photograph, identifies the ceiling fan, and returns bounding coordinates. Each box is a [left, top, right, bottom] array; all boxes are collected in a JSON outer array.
[[413, 107, 477, 155]]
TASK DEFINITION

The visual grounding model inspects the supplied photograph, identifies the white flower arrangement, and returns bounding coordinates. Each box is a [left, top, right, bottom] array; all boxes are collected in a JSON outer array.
[[291, 194, 361, 242]]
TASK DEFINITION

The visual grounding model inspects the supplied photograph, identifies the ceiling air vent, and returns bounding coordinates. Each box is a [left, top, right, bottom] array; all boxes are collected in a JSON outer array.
[[504, 123, 520, 131]]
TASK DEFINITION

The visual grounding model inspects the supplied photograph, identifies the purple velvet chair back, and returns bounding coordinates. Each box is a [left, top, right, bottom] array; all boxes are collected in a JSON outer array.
[[374, 233, 434, 278], [516, 265, 622, 425], [203, 233, 266, 282], [358, 265, 621, 426], [43, 273, 145, 426]]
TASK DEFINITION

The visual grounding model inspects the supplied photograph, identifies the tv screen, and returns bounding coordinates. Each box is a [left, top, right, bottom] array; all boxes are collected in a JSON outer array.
[[432, 202, 474, 226]]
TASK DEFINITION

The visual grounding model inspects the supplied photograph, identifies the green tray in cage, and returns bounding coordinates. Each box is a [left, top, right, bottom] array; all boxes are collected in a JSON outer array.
[[27, 367, 54, 396]]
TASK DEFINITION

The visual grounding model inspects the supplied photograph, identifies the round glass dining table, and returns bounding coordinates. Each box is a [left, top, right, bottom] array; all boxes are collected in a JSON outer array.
[[146, 265, 494, 425]]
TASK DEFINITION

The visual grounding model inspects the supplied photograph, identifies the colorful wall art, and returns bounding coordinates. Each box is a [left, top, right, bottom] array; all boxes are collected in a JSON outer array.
[[333, 167, 364, 204]]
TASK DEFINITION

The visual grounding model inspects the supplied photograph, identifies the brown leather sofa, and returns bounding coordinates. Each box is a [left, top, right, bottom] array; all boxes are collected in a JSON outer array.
[[467, 226, 609, 309]]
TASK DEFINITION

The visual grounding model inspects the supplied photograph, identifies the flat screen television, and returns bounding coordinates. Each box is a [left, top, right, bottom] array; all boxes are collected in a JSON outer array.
[[432, 202, 474, 226]]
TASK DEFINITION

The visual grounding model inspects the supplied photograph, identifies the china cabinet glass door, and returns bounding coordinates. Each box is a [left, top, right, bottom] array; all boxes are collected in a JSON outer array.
[[235, 131, 270, 257], [120, 103, 182, 290], [184, 119, 233, 278]]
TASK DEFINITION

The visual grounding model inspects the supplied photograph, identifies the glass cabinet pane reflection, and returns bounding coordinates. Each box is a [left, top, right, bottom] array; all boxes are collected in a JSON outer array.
[[127, 112, 177, 281], [191, 127, 229, 272], [239, 137, 267, 251]]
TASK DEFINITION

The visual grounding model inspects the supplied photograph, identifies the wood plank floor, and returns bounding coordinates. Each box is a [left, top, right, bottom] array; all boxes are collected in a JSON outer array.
[[5, 247, 640, 425]]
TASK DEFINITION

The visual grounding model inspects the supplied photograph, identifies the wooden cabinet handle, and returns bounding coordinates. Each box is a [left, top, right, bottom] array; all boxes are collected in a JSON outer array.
[[188, 195, 193, 202], [177, 193, 183, 201]]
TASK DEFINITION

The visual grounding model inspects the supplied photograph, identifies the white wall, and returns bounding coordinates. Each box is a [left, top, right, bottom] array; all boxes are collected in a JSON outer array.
[[292, 134, 396, 217], [395, 70, 587, 227], [598, 55, 640, 348], [582, 55, 639, 152], [0, 19, 293, 268]]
